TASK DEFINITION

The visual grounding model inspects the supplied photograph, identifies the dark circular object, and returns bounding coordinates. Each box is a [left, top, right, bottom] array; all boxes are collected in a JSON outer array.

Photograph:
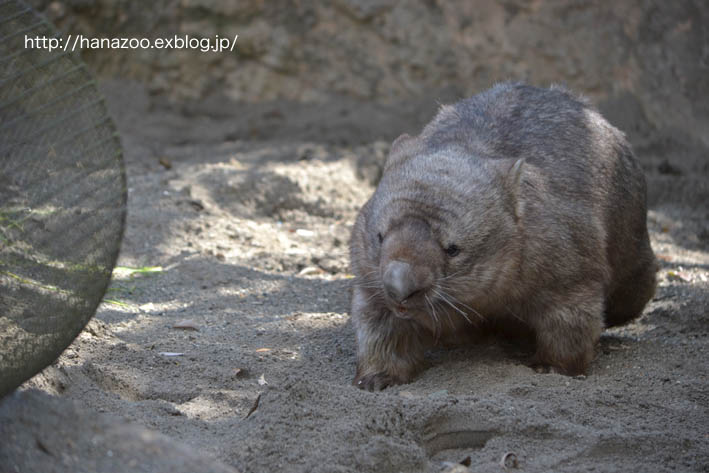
[[0, 1, 126, 398]]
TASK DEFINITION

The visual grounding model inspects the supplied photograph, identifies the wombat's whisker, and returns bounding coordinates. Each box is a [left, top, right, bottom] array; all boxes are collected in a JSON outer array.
[[433, 296, 455, 329], [438, 290, 478, 314], [353, 270, 382, 287], [441, 273, 495, 288], [439, 269, 466, 281], [353, 282, 383, 289], [505, 307, 526, 324], [432, 288, 475, 325], [464, 304, 485, 323], [362, 290, 383, 304], [440, 287, 486, 324], [425, 294, 441, 341]]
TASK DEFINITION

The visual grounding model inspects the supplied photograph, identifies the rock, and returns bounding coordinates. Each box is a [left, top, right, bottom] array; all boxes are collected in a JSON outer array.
[[0, 390, 240, 473]]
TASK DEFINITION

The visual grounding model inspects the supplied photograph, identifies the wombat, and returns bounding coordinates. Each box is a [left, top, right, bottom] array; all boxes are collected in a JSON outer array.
[[349, 83, 657, 391]]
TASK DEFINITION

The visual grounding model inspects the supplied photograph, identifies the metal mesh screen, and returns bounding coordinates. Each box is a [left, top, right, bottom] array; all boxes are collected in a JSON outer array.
[[0, 0, 126, 398]]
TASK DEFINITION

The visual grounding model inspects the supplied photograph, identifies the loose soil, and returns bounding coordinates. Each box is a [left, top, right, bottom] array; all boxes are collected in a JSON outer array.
[[2, 81, 708, 473]]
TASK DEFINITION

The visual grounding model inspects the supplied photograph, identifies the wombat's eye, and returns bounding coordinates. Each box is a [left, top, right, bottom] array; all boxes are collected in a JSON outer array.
[[377, 233, 383, 243], [445, 244, 460, 257]]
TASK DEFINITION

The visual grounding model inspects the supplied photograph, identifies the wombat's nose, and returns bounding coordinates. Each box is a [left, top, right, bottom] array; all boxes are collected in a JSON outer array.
[[383, 260, 422, 303]]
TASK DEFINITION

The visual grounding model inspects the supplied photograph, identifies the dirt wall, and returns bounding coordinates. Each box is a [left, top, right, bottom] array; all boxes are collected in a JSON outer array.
[[29, 0, 708, 171]]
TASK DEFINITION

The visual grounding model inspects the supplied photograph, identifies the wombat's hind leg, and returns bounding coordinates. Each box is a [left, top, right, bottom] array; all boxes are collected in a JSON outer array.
[[531, 298, 604, 376], [605, 256, 657, 327]]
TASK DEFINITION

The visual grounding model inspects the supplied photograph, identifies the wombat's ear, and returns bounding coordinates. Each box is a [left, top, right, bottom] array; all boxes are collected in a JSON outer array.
[[390, 133, 412, 152], [505, 158, 525, 221], [384, 133, 414, 173]]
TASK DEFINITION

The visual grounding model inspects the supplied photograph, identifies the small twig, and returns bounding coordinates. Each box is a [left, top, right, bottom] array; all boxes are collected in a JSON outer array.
[[245, 393, 261, 419]]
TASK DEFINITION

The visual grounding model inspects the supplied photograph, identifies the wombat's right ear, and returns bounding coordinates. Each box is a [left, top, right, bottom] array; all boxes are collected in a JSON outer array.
[[384, 133, 414, 173], [506, 158, 526, 221]]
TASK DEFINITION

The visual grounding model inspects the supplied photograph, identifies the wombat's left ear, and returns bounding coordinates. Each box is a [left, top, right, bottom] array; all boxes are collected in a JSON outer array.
[[390, 133, 412, 152], [384, 133, 415, 173], [505, 158, 525, 221]]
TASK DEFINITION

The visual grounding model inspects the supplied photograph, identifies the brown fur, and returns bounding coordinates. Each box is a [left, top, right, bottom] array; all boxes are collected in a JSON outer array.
[[350, 83, 657, 390]]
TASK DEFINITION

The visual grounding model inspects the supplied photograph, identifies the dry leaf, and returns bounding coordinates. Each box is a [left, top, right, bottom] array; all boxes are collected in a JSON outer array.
[[188, 200, 204, 211], [173, 319, 200, 331], [667, 270, 690, 282], [500, 452, 519, 469], [255, 348, 271, 353], [232, 368, 250, 379], [297, 266, 323, 276]]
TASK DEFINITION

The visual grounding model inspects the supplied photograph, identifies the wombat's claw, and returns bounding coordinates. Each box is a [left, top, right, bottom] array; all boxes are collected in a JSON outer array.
[[531, 363, 554, 374], [354, 372, 398, 391], [528, 359, 562, 374]]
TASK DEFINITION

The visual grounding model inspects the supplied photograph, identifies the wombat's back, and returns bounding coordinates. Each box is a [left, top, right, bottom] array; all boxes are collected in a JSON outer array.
[[419, 82, 656, 327], [421, 83, 613, 184]]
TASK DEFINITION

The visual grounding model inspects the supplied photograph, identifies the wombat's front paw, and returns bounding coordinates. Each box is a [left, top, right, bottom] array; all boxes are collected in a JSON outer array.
[[353, 372, 403, 391]]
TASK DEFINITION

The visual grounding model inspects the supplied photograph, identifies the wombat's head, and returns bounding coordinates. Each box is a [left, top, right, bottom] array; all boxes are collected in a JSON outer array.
[[353, 134, 525, 335]]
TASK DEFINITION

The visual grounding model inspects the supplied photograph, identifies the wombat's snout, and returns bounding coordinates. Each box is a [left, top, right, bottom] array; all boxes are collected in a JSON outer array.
[[382, 260, 430, 304]]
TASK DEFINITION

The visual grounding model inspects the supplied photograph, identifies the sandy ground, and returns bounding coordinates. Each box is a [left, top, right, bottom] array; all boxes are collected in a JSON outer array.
[[2, 82, 708, 473]]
